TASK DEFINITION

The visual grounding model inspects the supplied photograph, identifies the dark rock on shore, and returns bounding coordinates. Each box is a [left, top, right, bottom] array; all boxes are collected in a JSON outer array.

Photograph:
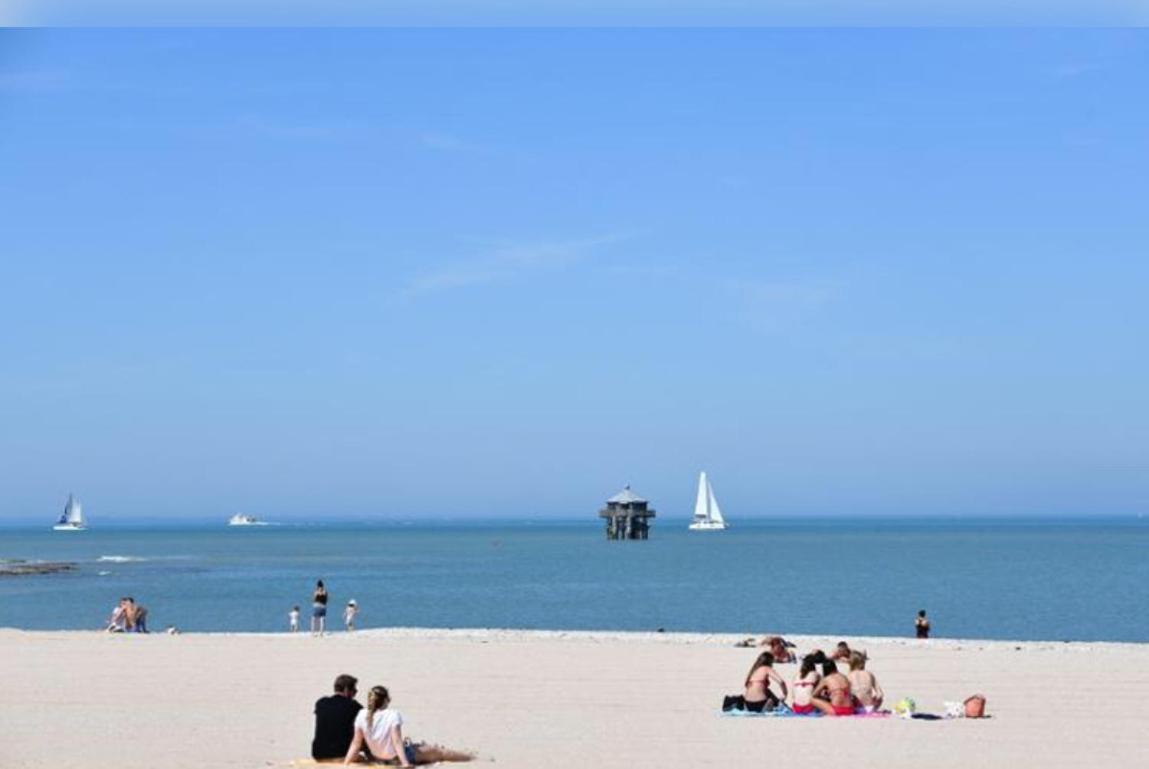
[[0, 559, 79, 576]]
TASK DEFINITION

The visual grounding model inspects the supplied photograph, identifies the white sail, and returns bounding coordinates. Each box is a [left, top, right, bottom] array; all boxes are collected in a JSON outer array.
[[693, 472, 710, 521], [706, 483, 725, 525], [65, 495, 83, 525]]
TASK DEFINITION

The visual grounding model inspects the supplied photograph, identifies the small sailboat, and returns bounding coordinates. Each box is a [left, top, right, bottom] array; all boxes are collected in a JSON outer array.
[[688, 472, 728, 531], [53, 494, 87, 531], [228, 513, 267, 527]]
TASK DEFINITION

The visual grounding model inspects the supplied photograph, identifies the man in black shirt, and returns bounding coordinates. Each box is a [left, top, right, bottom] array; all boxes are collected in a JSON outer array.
[[311, 674, 362, 760]]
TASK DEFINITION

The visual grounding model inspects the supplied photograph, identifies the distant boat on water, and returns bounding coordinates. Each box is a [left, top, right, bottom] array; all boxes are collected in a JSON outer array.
[[228, 513, 268, 527], [53, 494, 87, 532], [688, 472, 728, 531]]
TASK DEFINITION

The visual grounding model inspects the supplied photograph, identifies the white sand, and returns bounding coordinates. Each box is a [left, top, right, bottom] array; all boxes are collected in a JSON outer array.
[[2, 628, 1146, 768]]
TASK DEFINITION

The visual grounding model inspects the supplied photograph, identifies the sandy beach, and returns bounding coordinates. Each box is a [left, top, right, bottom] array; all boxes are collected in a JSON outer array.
[[3, 628, 1147, 769]]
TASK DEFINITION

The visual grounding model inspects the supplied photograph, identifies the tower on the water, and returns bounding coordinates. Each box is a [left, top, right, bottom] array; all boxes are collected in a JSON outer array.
[[598, 485, 656, 540]]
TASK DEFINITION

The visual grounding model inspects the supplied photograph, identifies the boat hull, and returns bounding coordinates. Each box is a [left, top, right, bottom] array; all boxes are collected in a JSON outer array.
[[688, 521, 728, 531], [52, 524, 86, 532]]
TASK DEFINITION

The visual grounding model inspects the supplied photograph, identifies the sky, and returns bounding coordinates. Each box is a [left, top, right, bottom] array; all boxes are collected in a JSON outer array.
[[1, 29, 1147, 522], [3, 0, 1145, 26]]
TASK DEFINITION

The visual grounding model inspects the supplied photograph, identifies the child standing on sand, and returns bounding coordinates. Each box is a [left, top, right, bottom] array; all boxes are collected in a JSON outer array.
[[289, 605, 301, 632], [344, 600, 358, 632]]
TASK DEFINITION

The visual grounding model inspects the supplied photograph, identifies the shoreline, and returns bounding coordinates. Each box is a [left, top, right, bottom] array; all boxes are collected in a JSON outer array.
[[3, 625, 1147, 652]]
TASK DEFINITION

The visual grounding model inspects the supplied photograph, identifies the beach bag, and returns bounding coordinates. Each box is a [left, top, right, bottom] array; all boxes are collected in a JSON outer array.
[[964, 694, 986, 718], [893, 698, 917, 719], [722, 695, 746, 712]]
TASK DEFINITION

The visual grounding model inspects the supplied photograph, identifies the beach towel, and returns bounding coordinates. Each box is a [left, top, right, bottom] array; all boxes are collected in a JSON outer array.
[[721, 707, 819, 718], [720, 708, 892, 719]]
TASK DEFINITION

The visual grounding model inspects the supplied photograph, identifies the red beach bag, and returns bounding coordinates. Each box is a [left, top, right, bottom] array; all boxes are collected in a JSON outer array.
[[964, 694, 987, 718]]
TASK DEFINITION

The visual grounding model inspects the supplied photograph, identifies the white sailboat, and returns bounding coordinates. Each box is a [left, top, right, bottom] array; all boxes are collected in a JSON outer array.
[[53, 494, 87, 531], [688, 472, 728, 531], [228, 513, 267, 527]]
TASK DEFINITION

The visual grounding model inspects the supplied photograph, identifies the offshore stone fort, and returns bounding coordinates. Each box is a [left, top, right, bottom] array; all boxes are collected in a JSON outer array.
[[598, 485, 655, 540]]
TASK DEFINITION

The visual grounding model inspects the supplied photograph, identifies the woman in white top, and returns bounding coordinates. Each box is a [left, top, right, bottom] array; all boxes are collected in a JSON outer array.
[[790, 654, 822, 714], [343, 685, 473, 766]]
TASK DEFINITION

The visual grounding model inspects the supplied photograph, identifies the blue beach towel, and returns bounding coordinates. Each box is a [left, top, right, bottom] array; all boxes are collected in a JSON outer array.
[[721, 706, 821, 718]]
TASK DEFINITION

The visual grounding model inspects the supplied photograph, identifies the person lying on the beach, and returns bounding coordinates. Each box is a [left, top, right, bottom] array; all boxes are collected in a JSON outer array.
[[759, 635, 796, 663], [742, 652, 789, 711], [790, 655, 822, 714], [847, 651, 883, 712], [812, 660, 854, 716], [344, 685, 473, 766], [831, 641, 852, 661]]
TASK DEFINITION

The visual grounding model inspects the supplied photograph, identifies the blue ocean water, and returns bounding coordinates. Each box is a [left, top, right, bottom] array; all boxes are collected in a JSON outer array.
[[1, 519, 1146, 641]]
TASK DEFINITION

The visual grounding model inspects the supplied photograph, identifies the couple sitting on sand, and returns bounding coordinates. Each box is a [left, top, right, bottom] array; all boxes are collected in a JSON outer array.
[[106, 596, 148, 633], [731, 644, 883, 716], [311, 674, 474, 766]]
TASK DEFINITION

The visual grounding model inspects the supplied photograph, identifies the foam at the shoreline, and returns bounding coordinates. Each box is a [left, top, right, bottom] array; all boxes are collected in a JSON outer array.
[[3, 625, 1144, 653]]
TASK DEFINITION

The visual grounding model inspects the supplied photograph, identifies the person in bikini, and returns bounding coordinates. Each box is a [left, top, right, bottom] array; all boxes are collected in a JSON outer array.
[[742, 652, 789, 712], [812, 659, 854, 716], [847, 651, 883, 712], [789, 654, 822, 714]]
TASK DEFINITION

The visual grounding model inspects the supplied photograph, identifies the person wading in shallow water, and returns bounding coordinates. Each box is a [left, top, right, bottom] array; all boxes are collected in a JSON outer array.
[[915, 609, 931, 639]]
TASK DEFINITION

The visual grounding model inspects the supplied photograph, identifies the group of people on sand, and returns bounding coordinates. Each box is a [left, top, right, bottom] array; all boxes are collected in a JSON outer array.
[[298, 580, 360, 635], [732, 640, 884, 716], [106, 596, 148, 633], [311, 674, 473, 766]]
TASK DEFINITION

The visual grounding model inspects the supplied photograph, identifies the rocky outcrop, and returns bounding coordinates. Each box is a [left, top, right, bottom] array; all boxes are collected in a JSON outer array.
[[0, 559, 79, 576]]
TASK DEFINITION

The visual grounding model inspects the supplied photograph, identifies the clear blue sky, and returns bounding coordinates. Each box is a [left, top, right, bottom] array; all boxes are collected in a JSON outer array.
[[1, 29, 1147, 522]]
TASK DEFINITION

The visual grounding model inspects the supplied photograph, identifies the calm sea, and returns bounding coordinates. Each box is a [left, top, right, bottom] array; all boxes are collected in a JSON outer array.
[[1, 519, 1146, 641]]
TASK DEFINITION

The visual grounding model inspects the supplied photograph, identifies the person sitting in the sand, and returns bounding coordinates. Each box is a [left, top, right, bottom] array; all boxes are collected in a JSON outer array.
[[847, 651, 883, 712], [313, 674, 363, 761], [106, 599, 128, 632], [125, 598, 148, 633], [812, 660, 854, 716], [344, 685, 473, 766], [790, 655, 822, 714], [831, 641, 852, 661], [742, 651, 789, 712]]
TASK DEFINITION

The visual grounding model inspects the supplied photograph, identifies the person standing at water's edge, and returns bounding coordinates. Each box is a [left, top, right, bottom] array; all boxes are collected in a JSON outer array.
[[312, 674, 361, 761], [344, 600, 358, 632], [312, 580, 329, 635], [915, 609, 931, 639], [289, 605, 300, 633]]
